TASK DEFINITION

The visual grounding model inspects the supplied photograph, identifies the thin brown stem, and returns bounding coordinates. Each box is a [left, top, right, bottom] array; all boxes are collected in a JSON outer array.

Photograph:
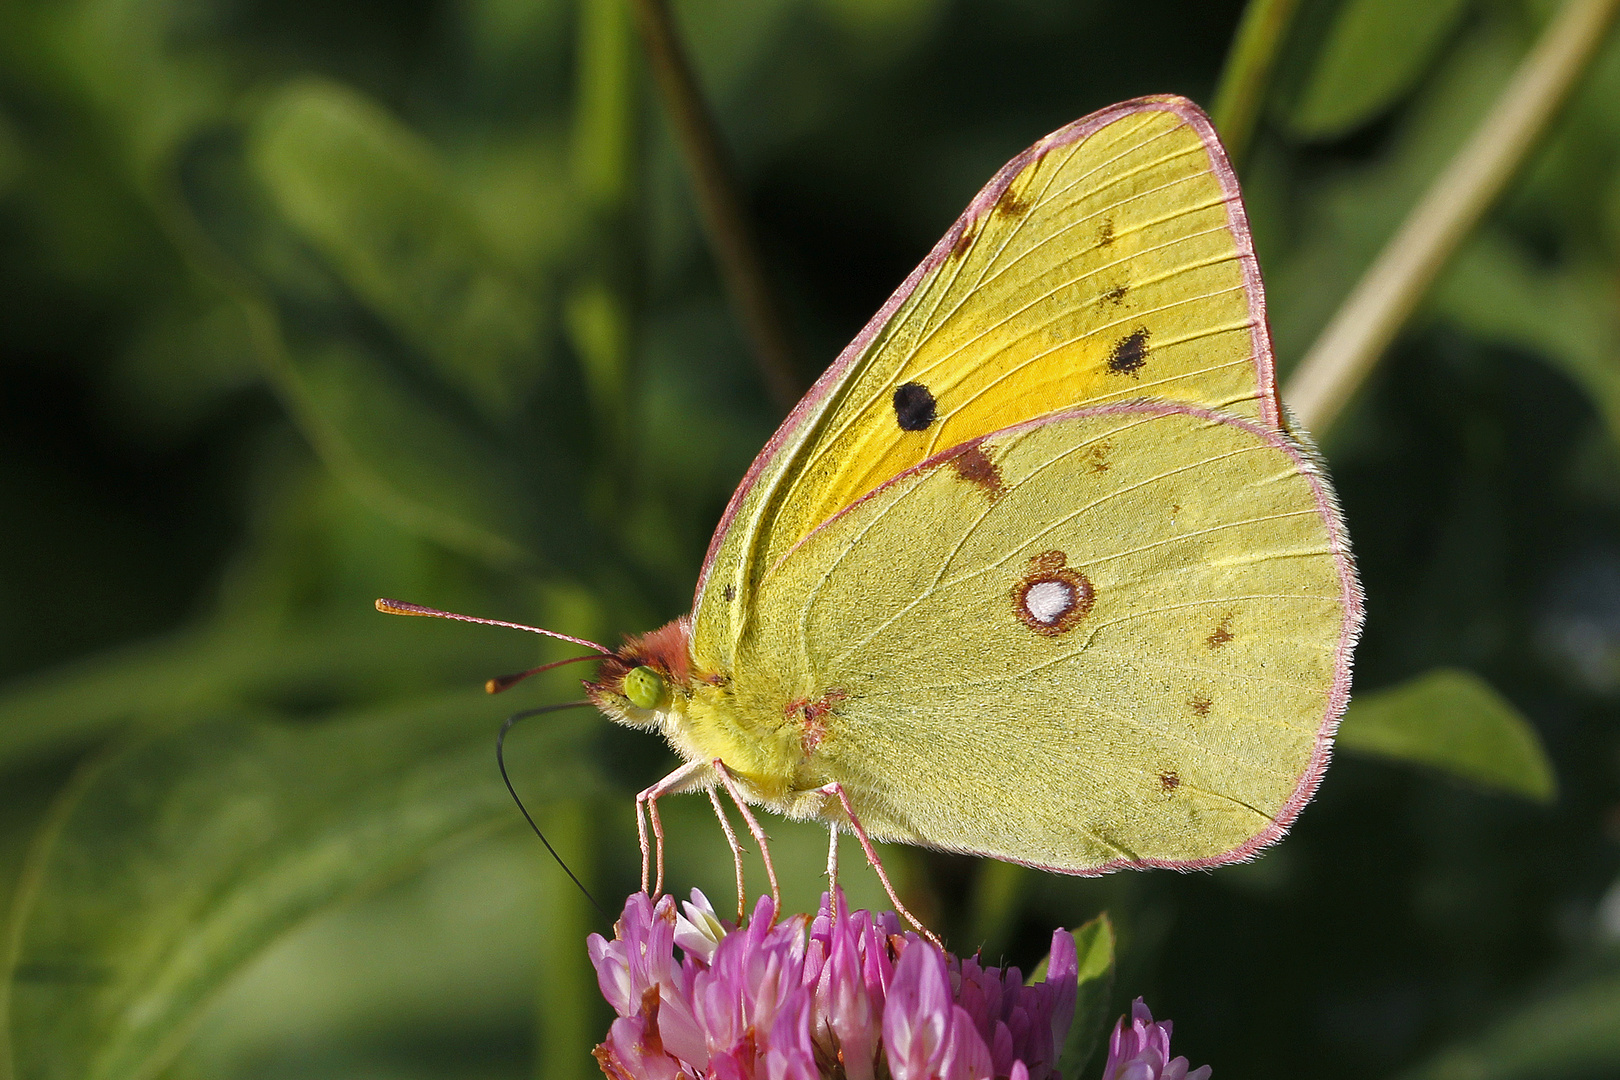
[[1284, 0, 1620, 434], [628, 0, 803, 412]]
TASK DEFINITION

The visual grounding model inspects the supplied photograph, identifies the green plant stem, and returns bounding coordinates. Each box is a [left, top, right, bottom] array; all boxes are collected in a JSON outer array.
[[574, 0, 636, 212], [1210, 0, 1303, 167], [1284, 0, 1620, 434], [571, 0, 637, 483], [628, 0, 802, 411], [536, 801, 597, 1080]]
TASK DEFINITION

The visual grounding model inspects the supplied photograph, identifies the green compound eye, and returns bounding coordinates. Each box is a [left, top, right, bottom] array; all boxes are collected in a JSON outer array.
[[623, 666, 667, 710]]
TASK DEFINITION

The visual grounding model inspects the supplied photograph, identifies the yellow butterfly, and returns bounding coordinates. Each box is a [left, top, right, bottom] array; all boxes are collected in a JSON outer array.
[[382, 95, 1363, 932]]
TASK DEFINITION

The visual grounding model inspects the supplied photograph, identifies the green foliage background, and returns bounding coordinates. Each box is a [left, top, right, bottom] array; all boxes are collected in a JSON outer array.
[[2, 0, 1619, 1077]]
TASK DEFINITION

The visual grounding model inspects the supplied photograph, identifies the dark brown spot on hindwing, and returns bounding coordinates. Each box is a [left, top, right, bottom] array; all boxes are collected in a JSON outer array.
[[949, 443, 1003, 498], [1103, 283, 1128, 305], [1108, 328, 1150, 376], [948, 219, 980, 262], [1160, 771, 1181, 792], [1206, 617, 1234, 650], [892, 382, 936, 431], [722, 584, 736, 602], [1097, 219, 1115, 246], [1012, 551, 1094, 636], [994, 180, 1030, 219], [1189, 694, 1212, 717]]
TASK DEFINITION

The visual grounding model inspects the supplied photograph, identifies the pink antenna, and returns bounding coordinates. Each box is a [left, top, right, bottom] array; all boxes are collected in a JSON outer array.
[[484, 654, 604, 695], [375, 598, 614, 656]]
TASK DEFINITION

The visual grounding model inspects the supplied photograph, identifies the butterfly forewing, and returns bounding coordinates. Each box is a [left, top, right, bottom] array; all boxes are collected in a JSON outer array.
[[692, 97, 1278, 675], [731, 405, 1358, 872]]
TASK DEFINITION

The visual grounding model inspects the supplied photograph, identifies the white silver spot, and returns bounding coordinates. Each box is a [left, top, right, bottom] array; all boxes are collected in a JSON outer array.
[[1024, 580, 1075, 624]]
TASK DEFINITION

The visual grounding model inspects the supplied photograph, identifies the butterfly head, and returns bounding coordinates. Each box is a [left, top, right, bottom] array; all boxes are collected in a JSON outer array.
[[621, 666, 668, 709], [584, 616, 693, 731]]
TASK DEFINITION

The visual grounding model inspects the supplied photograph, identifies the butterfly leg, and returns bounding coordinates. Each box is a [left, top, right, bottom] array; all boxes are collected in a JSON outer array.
[[712, 760, 781, 915], [817, 782, 941, 948], [707, 787, 749, 923], [636, 759, 707, 897], [826, 826, 839, 889]]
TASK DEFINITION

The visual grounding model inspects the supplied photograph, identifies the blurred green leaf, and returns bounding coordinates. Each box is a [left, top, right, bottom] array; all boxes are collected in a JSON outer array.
[[2, 696, 607, 1080], [174, 105, 593, 570], [262, 334, 548, 566], [669, 0, 803, 103], [566, 281, 632, 432], [249, 79, 548, 418], [1399, 962, 1620, 1080], [1431, 228, 1620, 446], [0, 616, 543, 773], [163, 828, 583, 1080], [0, 109, 22, 197], [1286, 0, 1472, 139], [1263, 11, 1518, 367], [815, 0, 945, 49], [1339, 667, 1557, 802], [12, 0, 232, 181], [1607, 153, 1620, 252], [965, 859, 1031, 958]]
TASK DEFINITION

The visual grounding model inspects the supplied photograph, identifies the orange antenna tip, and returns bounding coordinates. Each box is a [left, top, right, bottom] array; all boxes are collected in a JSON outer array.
[[377, 597, 434, 616]]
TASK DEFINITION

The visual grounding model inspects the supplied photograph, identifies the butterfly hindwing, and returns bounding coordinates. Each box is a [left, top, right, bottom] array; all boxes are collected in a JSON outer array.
[[693, 96, 1277, 675], [727, 404, 1358, 871]]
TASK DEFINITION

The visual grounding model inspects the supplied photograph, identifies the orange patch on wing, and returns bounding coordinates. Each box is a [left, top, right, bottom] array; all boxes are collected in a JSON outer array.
[[789, 689, 849, 756]]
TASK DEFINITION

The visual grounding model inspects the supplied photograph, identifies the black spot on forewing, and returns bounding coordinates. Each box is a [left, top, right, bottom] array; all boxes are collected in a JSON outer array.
[[1107, 328, 1150, 376], [723, 584, 736, 603], [892, 382, 937, 431]]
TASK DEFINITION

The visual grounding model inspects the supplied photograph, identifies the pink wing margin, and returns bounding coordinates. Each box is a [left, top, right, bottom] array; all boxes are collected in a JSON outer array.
[[693, 95, 1281, 611]]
